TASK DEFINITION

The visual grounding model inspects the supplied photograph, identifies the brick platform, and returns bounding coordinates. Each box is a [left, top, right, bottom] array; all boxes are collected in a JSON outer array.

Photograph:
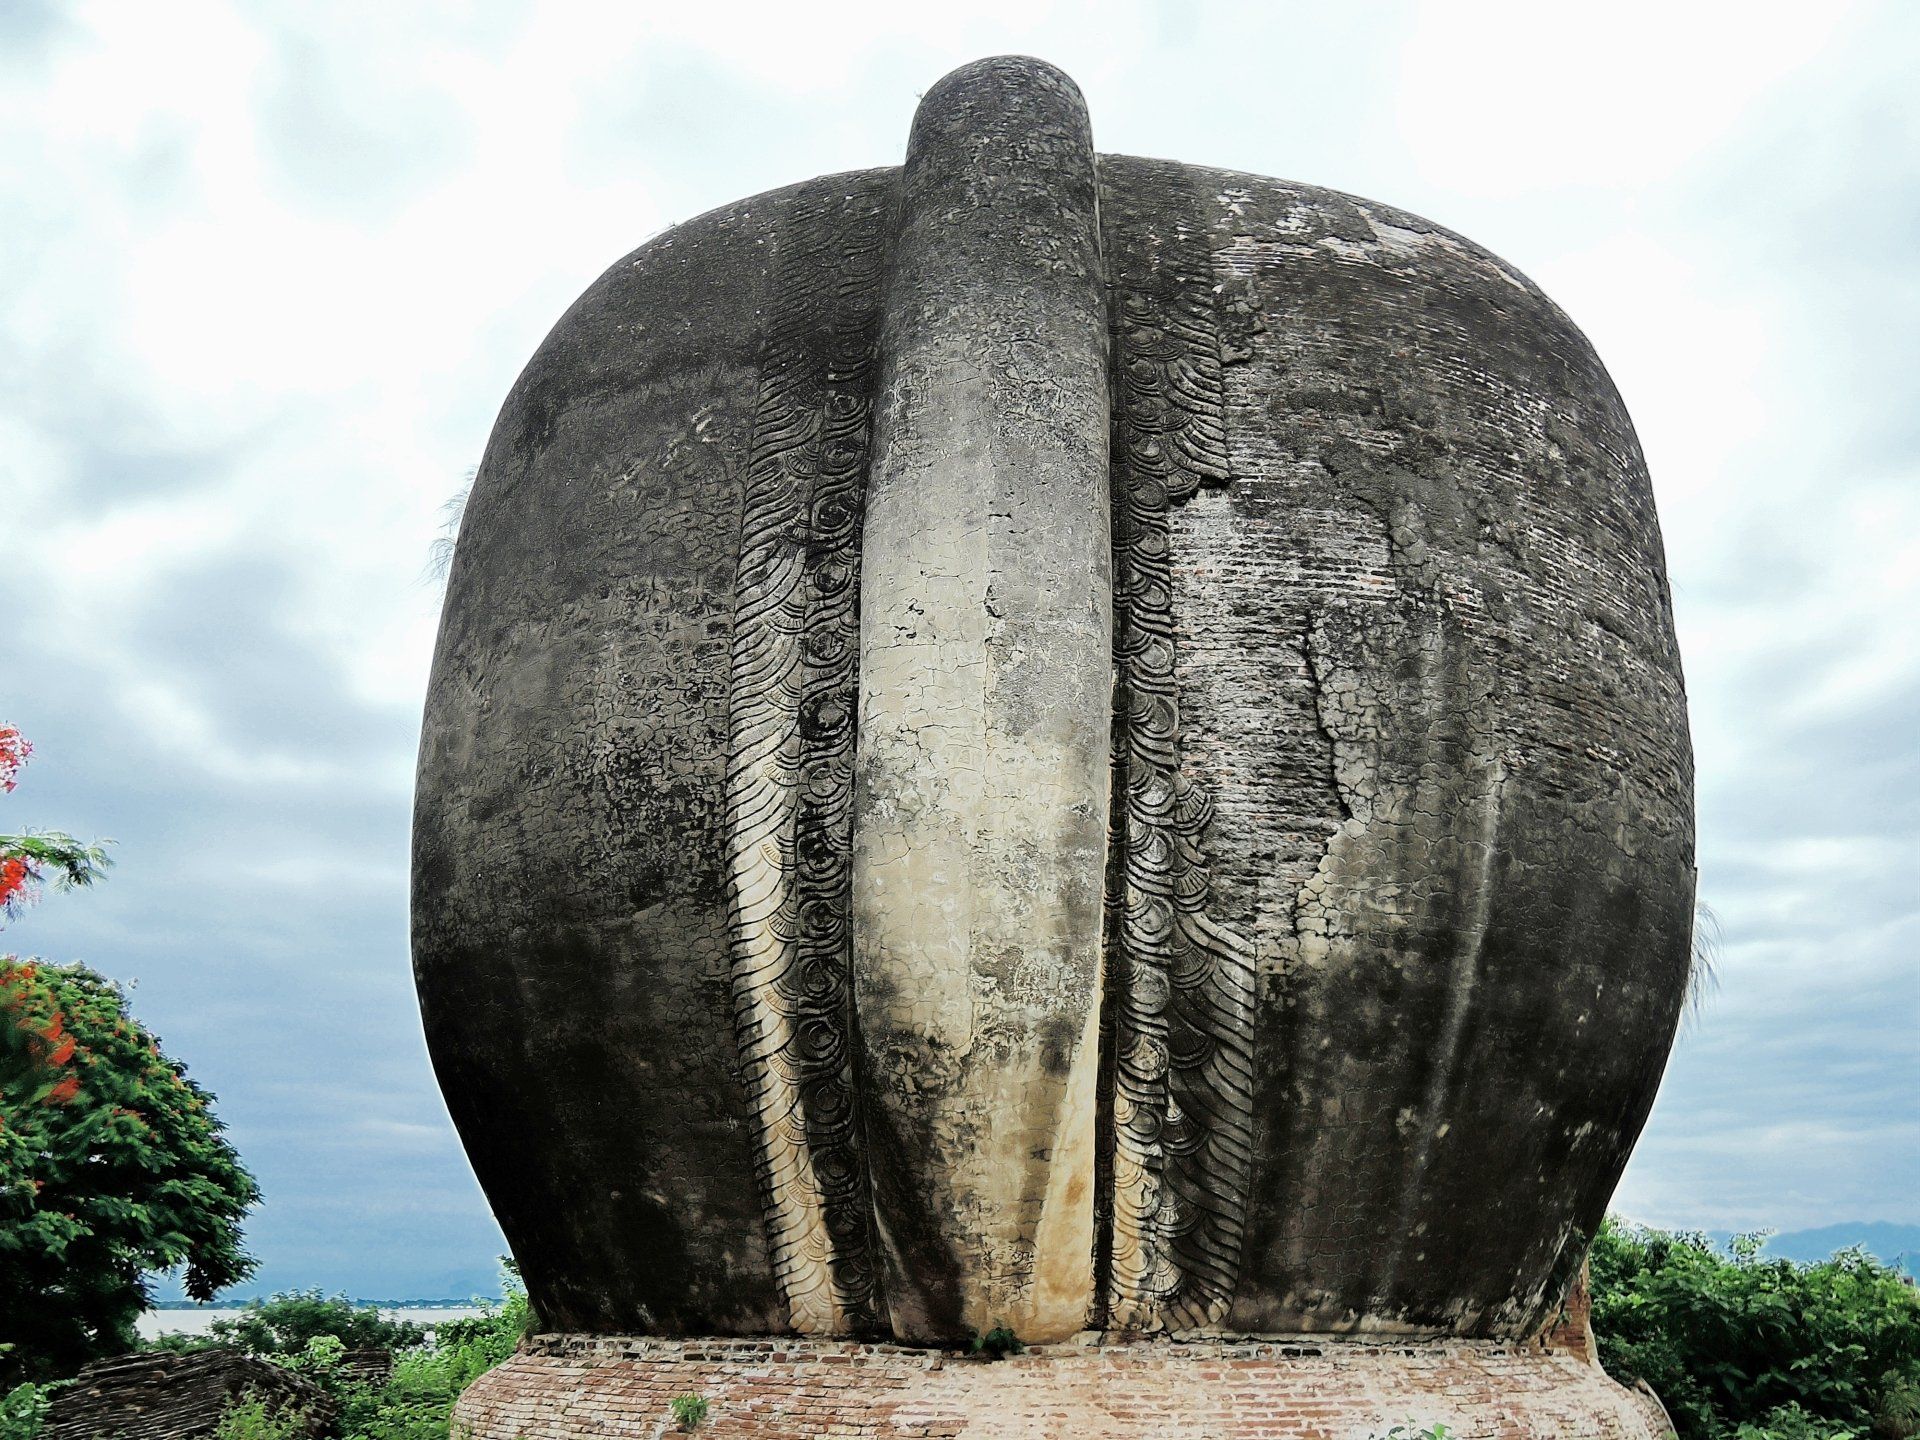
[[453, 1332, 1670, 1440]]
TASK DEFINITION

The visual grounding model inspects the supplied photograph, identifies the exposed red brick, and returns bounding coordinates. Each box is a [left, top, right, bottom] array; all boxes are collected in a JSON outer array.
[[454, 1334, 1667, 1439]]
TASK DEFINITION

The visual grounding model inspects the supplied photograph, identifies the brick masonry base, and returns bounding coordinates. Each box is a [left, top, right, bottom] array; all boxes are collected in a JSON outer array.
[[453, 1332, 1672, 1440]]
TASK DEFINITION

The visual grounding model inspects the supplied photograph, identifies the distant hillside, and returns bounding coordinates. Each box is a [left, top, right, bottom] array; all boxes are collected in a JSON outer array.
[[1686, 1221, 1920, 1273], [1761, 1222, 1920, 1270]]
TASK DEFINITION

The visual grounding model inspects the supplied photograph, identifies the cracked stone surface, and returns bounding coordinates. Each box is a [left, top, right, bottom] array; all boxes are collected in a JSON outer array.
[[412, 53, 1693, 1363]]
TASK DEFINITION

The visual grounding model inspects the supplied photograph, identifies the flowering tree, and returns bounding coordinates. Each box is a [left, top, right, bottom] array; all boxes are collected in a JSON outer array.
[[0, 728, 259, 1382], [0, 726, 111, 922]]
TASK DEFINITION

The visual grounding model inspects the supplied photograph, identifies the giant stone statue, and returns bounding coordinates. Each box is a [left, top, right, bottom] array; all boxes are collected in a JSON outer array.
[[415, 56, 1693, 1438]]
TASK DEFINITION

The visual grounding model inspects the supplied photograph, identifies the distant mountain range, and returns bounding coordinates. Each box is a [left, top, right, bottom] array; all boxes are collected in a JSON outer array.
[[1645, 1221, 1919, 1275], [1749, 1221, 1920, 1271]]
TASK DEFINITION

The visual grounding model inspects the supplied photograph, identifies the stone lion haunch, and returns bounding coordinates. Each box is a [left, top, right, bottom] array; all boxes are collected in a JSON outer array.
[[412, 55, 1694, 1347]]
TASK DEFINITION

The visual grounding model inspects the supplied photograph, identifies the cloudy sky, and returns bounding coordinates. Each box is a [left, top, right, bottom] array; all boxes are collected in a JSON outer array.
[[2, 0, 1915, 1299]]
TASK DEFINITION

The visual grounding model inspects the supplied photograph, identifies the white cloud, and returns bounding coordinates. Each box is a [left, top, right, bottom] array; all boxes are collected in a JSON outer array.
[[1394, 0, 1859, 194], [4, 0, 1915, 1292]]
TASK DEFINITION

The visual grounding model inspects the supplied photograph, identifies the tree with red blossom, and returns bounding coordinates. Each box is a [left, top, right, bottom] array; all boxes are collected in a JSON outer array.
[[1, 729, 259, 1383], [0, 725, 112, 923]]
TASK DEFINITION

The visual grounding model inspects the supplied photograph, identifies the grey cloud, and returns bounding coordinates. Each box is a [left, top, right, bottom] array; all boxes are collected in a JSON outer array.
[[1696, 671, 1920, 843], [2, 550, 485, 1302], [0, 0, 76, 70], [1624, 950, 1920, 1229], [60, 428, 251, 508], [121, 550, 417, 761], [1679, 518, 1835, 608]]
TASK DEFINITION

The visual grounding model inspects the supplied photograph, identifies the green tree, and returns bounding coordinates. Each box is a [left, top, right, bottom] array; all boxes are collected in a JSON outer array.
[[1, 725, 259, 1384], [182, 1291, 428, 1357], [0, 960, 261, 1382]]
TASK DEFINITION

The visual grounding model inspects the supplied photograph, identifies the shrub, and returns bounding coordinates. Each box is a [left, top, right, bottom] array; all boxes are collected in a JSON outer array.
[[296, 1336, 346, 1373], [669, 1393, 709, 1432], [968, 1324, 1024, 1360], [1731, 1401, 1862, 1438], [1876, 1372, 1920, 1440], [211, 1393, 309, 1440], [0, 1383, 56, 1440], [331, 1285, 530, 1440], [1591, 1218, 1920, 1440]]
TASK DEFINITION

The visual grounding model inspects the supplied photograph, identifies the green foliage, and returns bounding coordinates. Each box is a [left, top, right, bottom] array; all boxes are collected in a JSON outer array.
[[968, 1323, 1024, 1360], [1369, 1425, 1454, 1440], [187, 1291, 429, 1358], [0, 1382, 56, 1440], [1877, 1372, 1920, 1440], [295, 1335, 346, 1374], [330, 1283, 529, 1440], [0, 959, 259, 1384], [669, 1392, 710, 1431], [1591, 1218, 1920, 1440], [193, 1272, 531, 1440], [0, 832, 113, 899], [429, 1275, 534, 1354], [212, 1392, 310, 1440], [1733, 1403, 1860, 1438]]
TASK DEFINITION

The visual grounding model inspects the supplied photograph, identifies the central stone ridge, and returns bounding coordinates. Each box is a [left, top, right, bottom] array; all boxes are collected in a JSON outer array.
[[852, 57, 1112, 1346], [413, 57, 1693, 1437]]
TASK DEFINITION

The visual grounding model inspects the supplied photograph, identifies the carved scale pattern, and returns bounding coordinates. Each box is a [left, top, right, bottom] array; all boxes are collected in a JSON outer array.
[[725, 181, 889, 1336], [1101, 163, 1258, 1331]]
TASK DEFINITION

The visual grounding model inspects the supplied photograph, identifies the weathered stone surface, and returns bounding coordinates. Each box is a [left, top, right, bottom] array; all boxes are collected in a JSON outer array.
[[45, 1350, 337, 1440], [413, 52, 1693, 1357], [853, 56, 1111, 1347], [1108, 158, 1696, 1338], [415, 163, 894, 1335]]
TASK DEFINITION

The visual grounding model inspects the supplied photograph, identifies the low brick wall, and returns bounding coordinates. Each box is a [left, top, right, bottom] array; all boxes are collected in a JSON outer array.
[[453, 1333, 1669, 1440], [45, 1349, 337, 1440]]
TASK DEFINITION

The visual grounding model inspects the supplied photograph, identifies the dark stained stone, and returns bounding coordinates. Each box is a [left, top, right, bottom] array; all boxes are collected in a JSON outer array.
[[413, 55, 1693, 1346]]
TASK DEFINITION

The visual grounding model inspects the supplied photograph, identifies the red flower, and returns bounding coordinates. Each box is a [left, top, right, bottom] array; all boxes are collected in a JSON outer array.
[[0, 857, 32, 911], [0, 726, 29, 792], [45, 1074, 81, 1105]]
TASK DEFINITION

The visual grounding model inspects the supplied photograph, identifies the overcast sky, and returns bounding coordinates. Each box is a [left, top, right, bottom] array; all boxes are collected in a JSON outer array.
[[2, 0, 1915, 1299]]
